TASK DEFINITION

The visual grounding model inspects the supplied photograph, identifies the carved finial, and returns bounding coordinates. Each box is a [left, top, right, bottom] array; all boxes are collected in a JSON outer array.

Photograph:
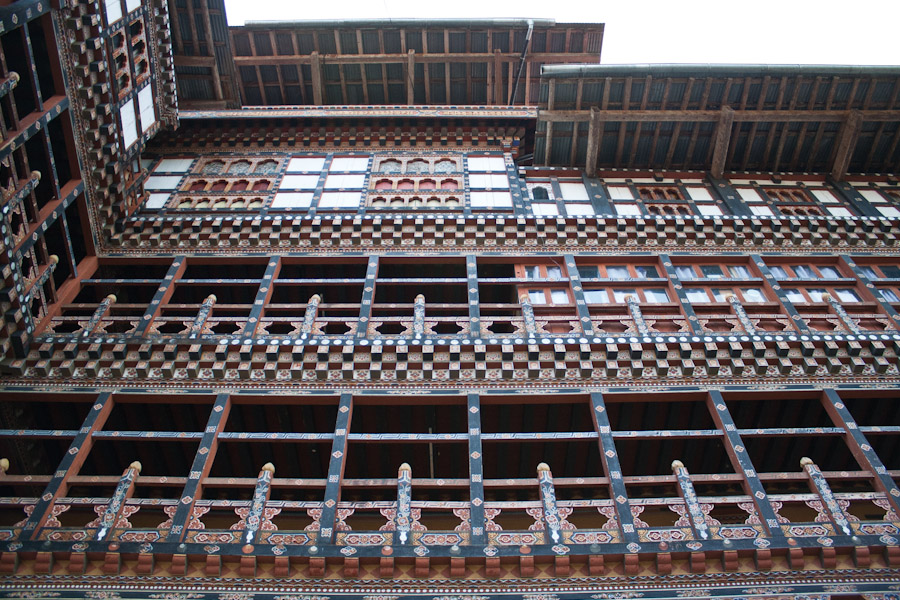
[[399, 463, 411, 473], [261, 462, 275, 474], [129, 461, 142, 473], [0, 458, 9, 473], [537, 462, 550, 473], [105, 294, 117, 303], [49, 255, 59, 265], [415, 294, 425, 302], [205, 294, 217, 303], [31, 170, 41, 182], [309, 294, 321, 303], [671, 459, 685, 470], [721, 292, 735, 301], [820, 293, 832, 302], [800, 457, 814, 467], [519, 294, 531, 303], [624, 295, 636, 302]]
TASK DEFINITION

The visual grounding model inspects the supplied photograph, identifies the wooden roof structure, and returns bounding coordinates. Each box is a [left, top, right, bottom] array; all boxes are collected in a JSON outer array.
[[169, 16, 604, 108], [535, 64, 900, 179]]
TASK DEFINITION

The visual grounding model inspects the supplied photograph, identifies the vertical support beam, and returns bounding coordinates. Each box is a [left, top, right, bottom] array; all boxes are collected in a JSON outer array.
[[24, 392, 114, 538], [710, 106, 735, 179], [242, 257, 281, 336], [188, 294, 216, 338], [822, 293, 862, 334], [80, 294, 116, 337], [96, 461, 141, 541], [800, 457, 852, 535], [301, 294, 321, 335], [671, 460, 709, 540], [707, 390, 785, 537], [406, 50, 415, 105], [536, 463, 563, 544], [394, 463, 412, 544], [822, 389, 900, 518], [466, 393, 486, 545], [355, 256, 378, 340], [585, 106, 602, 177], [519, 293, 537, 338], [319, 393, 352, 544], [725, 293, 756, 335], [466, 255, 481, 338], [241, 463, 275, 545], [625, 295, 649, 336], [589, 392, 639, 545], [830, 109, 863, 182], [563, 254, 594, 336], [166, 393, 230, 542], [135, 257, 185, 337], [659, 254, 703, 335], [199, 0, 223, 101], [310, 51, 324, 105], [412, 294, 426, 338]]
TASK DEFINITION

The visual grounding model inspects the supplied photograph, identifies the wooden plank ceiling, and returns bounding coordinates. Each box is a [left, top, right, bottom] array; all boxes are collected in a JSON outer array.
[[535, 65, 900, 178], [226, 20, 604, 107]]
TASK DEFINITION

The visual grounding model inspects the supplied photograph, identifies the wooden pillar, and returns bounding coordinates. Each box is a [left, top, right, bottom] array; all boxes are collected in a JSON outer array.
[[710, 106, 735, 179], [585, 106, 602, 177], [310, 51, 324, 105], [318, 393, 352, 544], [830, 109, 863, 182]]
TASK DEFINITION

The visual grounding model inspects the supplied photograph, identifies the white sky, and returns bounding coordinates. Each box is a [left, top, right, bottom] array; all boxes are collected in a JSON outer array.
[[224, 0, 900, 65]]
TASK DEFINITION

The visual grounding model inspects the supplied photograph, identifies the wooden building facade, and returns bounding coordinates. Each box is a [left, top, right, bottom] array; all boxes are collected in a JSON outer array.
[[0, 1, 899, 599]]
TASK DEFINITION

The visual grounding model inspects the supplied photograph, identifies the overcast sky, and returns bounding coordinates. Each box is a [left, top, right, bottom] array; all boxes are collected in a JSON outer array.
[[224, 0, 900, 65]]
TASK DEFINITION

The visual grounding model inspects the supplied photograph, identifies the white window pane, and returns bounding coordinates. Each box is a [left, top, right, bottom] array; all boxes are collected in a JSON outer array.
[[469, 192, 492, 208], [138, 85, 155, 133], [524, 266, 540, 279], [686, 187, 713, 201], [550, 290, 569, 304], [685, 289, 710, 303], [319, 192, 361, 208], [281, 175, 319, 190], [612, 289, 636, 303], [104, 0, 122, 24], [615, 203, 641, 216], [490, 191, 513, 208], [792, 265, 815, 278], [784, 289, 805, 303], [120, 98, 138, 149], [153, 158, 194, 173], [607, 185, 633, 200], [835, 289, 861, 303], [728, 265, 751, 278], [532, 203, 559, 216], [737, 188, 763, 203], [750, 205, 774, 216], [565, 203, 595, 215], [559, 182, 589, 200], [272, 193, 314, 209], [700, 265, 724, 279], [860, 189, 887, 204], [818, 266, 840, 279], [880, 289, 900, 302], [808, 289, 827, 302], [144, 175, 182, 190], [324, 174, 365, 189], [528, 290, 547, 305], [547, 267, 563, 280], [644, 288, 670, 303], [877, 206, 900, 217], [811, 189, 839, 203], [675, 266, 695, 279], [125, 0, 140, 12], [492, 173, 510, 188], [697, 204, 723, 216], [607, 266, 629, 280], [635, 265, 659, 278], [742, 288, 766, 303], [711, 289, 731, 302], [826, 206, 853, 217], [469, 174, 491, 188], [468, 156, 506, 172], [287, 157, 326, 172], [330, 157, 369, 172], [768, 266, 787, 278], [145, 193, 170, 209], [583, 289, 608, 303]]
